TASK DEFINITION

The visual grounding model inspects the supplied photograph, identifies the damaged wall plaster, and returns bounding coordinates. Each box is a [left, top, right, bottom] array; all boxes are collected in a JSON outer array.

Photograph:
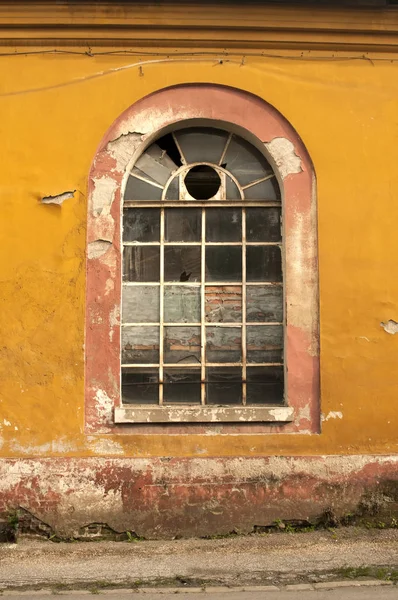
[[381, 320, 398, 335], [41, 190, 75, 205], [265, 137, 302, 179], [88, 239, 112, 260]]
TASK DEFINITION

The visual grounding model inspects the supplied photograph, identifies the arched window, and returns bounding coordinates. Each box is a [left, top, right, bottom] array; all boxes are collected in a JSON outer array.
[[121, 127, 284, 411], [85, 84, 319, 431]]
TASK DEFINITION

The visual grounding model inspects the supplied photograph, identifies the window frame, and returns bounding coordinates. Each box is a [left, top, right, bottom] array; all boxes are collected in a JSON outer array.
[[85, 84, 319, 433]]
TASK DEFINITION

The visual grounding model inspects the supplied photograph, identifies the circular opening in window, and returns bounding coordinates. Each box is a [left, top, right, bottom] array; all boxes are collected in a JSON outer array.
[[184, 165, 221, 200]]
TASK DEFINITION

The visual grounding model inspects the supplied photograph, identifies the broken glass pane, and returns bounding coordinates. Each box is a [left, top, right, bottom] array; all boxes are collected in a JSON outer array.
[[223, 136, 273, 187], [164, 286, 200, 323], [247, 325, 283, 363], [244, 177, 280, 201], [206, 368, 242, 405], [164, 326, 201, 364], [184, 166, 221, 200], [165, 208, 201, 242], [205, 286, 242, 323], [163, 369, 201, 404], [122, 368, 159, 404], [122, 326, 159, 364], [124, 174, 163, 201], [123, 246, 160, 282], [226, 175, 242, 200], [123, 208, 160, 242], [206, 208, 241, 242], [246, 246, 282, 282], [135, 146, 176, 186], [246, 366, 284, 405], [206, 246, 242, 282], [165, 176, 179, 200], [174, 127, 229, 165], [246, 207, 281, 242], [246, 285, 283, 323], [164, 246, 201, 282], [122, 285, 160, 323], [206, 327, 241, 363]]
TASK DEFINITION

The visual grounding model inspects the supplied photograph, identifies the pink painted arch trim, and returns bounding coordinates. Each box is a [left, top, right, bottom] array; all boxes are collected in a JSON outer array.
[[85, 84, 319, 435]]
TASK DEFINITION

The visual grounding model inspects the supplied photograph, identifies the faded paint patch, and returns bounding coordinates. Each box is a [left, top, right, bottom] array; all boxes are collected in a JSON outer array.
[[94, 389, 113, 425], [41, 190, 75, 205], [87, 438, 125, 456], [322, 411, 343, 422], [265, 137, 302, 179], [381, 320, 398, 335], [88, 240, 112, 260]]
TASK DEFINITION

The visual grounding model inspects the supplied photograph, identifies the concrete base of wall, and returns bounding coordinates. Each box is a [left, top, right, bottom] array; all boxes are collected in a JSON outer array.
[[1, 456, 398, 539]]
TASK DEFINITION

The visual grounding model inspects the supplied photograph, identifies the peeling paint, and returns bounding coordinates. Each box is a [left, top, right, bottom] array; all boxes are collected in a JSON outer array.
[[107, 132, 144, 172], [381, 320, 398, 335], [41, 190, 75, 205], [94, 389, 113, 425], [88, 239, 112, 260], [322, 411, 343, 422], [265, 137, 302, 179], [91, 176, 118, 217]]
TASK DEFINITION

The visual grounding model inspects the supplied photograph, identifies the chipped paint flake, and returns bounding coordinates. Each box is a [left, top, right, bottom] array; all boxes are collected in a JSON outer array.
[[88, 239, 112, 260], [381, 320, 398, 335], [94, 389, 113, 425], [91, 176, 118, 217], [107, 132, 144, 172], [265, 137, 302, 179], [41, 190, 75, 205], [322, 411, 343, 422]]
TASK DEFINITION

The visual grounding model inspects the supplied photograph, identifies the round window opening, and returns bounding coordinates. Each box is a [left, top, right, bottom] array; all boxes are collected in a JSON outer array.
[[184, 165, 221, 200]]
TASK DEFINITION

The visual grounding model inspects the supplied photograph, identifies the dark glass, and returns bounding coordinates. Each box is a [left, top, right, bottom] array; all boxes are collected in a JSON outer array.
[[206, 246, 242, 282], [165, 208, 201, 242], [184, 166, 221, 200], [124, 173, 162, 201], [163, 369, 201, 404], [206, 327, 241, 363], [164, 286, 200, 323], [121, 326, 159, 364], [122, 285, 160, 323], [206, 208, 242, 242], [123, 208, 160, 242], [123, 246, 160, 282], [244, 177, 280, 201], [246, 246, 282, 282], [246, 207, 281, 242], [246, 366, 284, 405], [165, 176, 179, 200], [247, 325, 283, 363], [205, 286, 242, 323], [164, 326, 201, 363], [206, 368, 242, 405], [122, 368, 158, 404], [223, 136, 273, 187], [174, 127, 229, 165], [164, 246, 201, 282], [226, 176, 242, 200], [246, 285, 283, 323]]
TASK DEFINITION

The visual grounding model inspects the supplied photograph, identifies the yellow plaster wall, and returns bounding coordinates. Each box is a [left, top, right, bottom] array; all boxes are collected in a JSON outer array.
[[1, 33, 398, 458]]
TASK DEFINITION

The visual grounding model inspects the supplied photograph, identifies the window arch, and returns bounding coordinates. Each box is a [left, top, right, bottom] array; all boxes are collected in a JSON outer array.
[[85, 85, 319, 432]]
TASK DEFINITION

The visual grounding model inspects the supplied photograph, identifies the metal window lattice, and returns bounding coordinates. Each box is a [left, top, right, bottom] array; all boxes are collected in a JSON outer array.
[[121, 127, 284, 407]]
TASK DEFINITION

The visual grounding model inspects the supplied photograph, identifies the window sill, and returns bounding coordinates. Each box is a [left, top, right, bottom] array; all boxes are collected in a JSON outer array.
[[114, 405, 294, 424]]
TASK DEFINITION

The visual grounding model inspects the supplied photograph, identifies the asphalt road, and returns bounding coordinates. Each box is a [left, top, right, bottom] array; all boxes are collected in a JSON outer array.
[[5, 587, 397, 600]]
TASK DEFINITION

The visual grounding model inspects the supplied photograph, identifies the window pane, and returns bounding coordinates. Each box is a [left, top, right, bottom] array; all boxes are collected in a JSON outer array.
[[122, 326, 159, 364], [206, 327, 241, 363], [136, 144, 177, 186], [123, 246, 160, 282], [246, 207, 281, 242], [246, 366, 284, 405], [122, 286, 159, 323], [174, 127, 229, 165], [205, 286, 242, 323], [165, 176, 179, 200], [164, 369, 201, 404], [124, 174, 162, 201], [123, 208, 160, 242], [247, 325, 283, 363], [164, 286, 200, 323], [206, 246, 242, 282], [165, 208, 201, 242], [226, 176, 242, 200], [246, 246, 282, 282], [206, 368, 242, 405], [223, 136, 273, 187], [122, 368, 158, 404], [206, 208, 241, 242], [164, 246, 201, 282], [246, 285, 283, 323], [244, 177, 280, 201], [164, 326, 201, 363]]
